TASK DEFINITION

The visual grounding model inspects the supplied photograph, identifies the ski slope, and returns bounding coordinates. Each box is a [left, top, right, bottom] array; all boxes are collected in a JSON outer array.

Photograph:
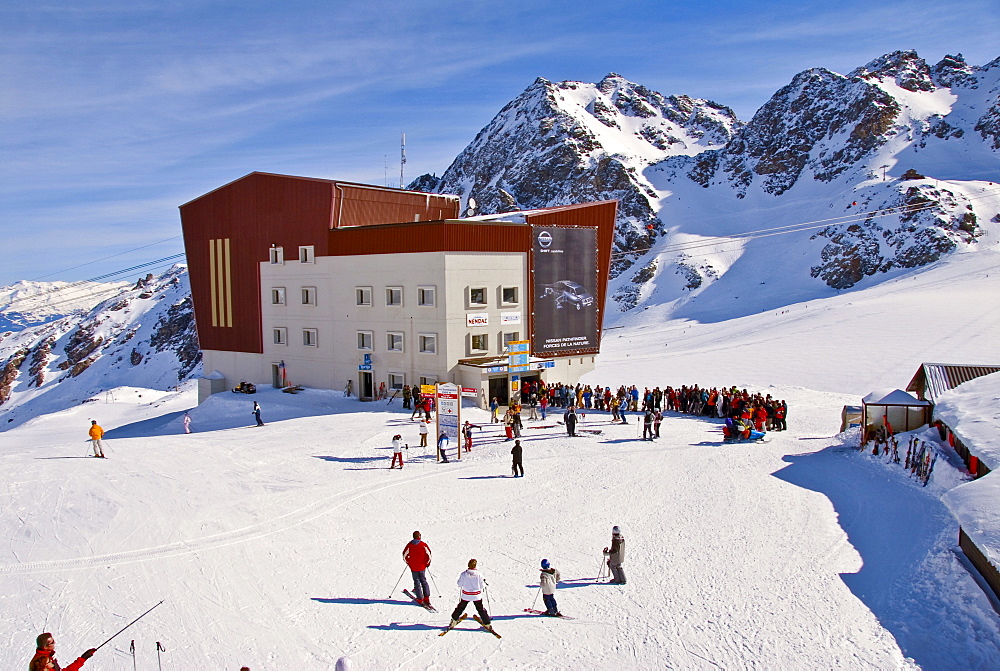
[[3, 249, 1000, 669]]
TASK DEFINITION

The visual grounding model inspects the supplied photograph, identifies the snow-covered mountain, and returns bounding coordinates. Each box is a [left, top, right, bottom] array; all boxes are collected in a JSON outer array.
[[413, 51, 1000, 308], [0, 266, 200, 429], [0, 279, 129, 332]]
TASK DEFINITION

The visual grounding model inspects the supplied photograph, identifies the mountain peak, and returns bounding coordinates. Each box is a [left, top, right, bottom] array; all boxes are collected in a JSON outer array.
[[850, 49, 934, 92]]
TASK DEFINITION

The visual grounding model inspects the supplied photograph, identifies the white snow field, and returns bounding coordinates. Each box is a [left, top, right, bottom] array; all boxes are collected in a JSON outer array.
[[3, 248, 1000, 669]]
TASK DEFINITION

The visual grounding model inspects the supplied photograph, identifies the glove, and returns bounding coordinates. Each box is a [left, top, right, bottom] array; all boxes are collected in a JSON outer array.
[[82, 648, 96, 659]]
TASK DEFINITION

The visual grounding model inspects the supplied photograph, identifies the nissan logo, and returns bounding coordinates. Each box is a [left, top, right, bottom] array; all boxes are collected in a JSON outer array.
[[537, 231, 553, 248]]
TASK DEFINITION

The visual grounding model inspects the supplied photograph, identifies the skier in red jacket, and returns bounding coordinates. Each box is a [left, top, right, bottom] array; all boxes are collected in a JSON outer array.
[[29, 633, 96, 671], [403, 530, 433, 608]]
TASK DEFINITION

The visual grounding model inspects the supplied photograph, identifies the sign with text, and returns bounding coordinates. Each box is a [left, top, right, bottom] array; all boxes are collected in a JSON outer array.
[[467, 313, 489, 327], [531, 226, 599, 355]]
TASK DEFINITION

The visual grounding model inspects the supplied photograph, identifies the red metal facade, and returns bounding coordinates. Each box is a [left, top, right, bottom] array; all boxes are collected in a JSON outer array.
[[180, 172, 462, 354]]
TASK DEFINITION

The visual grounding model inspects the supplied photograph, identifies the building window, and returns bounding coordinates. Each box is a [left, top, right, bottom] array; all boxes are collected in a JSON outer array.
[[301, 286, 317, 306], [299, 246, 314, 263], [420, 375, 438, 386], [271, 287, 286, 305], [357, 330, 373, 350], [502, 332, 520, 351], [387, 332, 404, 352], [388, 373, 405, 390], [471, 333, 488, 352], [273, 327, 287, 345], [303, 328, 318, 347], [269, 246, 284, 265], [502, 286, 519, 305], [386, 287, 403, 307], [469, 287, 487, 307], [418, 286, 436, 307], [419, 333, 437, 354], [356, 287, 372, 306]]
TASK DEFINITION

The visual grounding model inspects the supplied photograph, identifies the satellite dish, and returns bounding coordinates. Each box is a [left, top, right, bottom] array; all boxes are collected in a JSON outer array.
[[466, 197, 478, 217]]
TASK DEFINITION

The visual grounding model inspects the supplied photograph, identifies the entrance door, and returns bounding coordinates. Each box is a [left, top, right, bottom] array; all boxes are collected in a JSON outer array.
[[488, 376, 509, 406], [360, 372, 374, 401], [272, 363, 283, 388]]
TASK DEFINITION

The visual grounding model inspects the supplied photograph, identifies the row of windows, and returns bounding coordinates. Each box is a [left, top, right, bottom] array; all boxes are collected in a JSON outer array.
[[269, 246, 314, 265], [271, 285, 521, 309], [271, 328, 522, 354]]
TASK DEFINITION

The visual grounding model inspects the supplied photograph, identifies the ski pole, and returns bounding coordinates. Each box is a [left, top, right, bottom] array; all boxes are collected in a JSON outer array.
[[530, 585, 542, 610], [156, 641, 166, 671], [484, 581, 492, 613], [388, 566, 407, 598], [94, 600, 165, 652], [130, 640, 136, 671], [428, 569, 441, 597]]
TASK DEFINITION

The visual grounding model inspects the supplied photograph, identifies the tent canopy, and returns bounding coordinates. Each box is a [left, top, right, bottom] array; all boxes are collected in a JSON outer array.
[[862, 388, 929, 406]]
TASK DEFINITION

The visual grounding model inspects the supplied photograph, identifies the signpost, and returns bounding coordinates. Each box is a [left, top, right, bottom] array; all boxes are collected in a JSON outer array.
[[436, 383, 461, 462]]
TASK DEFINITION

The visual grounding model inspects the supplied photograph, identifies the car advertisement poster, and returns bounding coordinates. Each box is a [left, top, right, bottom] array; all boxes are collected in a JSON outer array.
[[531, 226, 599, 355]]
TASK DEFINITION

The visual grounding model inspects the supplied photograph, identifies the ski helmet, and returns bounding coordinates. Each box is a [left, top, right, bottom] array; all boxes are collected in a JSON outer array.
[[541, 559, 550, 569], [612, 525, 621, 536]]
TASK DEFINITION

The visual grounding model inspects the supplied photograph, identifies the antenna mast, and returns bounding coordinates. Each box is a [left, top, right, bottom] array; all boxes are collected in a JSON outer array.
[[400, 132, 406, 189]]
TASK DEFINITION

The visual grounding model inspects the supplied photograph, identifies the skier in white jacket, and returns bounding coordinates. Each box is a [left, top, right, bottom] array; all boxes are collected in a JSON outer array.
[[450, 559, 492, 628]]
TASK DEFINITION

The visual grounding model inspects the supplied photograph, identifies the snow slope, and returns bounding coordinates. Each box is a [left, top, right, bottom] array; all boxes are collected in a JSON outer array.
[[2, 246, 1000, 668]]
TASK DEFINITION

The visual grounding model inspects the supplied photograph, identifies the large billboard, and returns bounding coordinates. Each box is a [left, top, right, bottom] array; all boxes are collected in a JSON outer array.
[[531, 226, 599, 355]]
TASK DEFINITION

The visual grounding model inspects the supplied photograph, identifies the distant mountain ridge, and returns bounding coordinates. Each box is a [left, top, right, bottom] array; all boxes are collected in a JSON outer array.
[[0, 279, 128, 332], [413, 50, 1000, 307], [0, 266, 200, 429]]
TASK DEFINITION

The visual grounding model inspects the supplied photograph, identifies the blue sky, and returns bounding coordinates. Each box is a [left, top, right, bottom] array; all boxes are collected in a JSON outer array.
[[1, 0, 997, 286]]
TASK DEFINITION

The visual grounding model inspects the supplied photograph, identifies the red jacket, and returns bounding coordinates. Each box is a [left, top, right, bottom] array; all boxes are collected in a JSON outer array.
[[403, 540, 431, 571], [31, 649, 87, 671]]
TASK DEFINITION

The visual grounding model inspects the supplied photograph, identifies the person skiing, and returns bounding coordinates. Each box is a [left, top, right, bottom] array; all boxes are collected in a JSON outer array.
[[87, 420, 106, 458], [390, 434, 404, 469], [511, 439, 523, 477], [437, 431, 450, 463], [403, 530, 433, 607], [563, 406, 577, 437], [539, 559, 562, 616], [450, 559, 493, 630], [603, 525, 626, 584], [463, 421, 474, 452], [252, 401, 264, 426], [182, 412, 192, 434], [30, 633, 96, 671], [642, 409, 654, 441]]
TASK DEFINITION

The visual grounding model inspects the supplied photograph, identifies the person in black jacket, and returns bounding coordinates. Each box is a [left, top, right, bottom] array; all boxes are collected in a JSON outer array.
[[511, 439, 523, 477]]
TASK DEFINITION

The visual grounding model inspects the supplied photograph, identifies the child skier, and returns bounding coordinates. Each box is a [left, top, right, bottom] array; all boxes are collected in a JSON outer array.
[[390, 434, 404, 469], [539, 559, 562, 616]]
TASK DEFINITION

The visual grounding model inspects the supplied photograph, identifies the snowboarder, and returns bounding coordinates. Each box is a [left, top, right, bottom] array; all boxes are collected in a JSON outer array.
[[390, 434, 404, 469], [539, 559, 562, 616], [252, 401, 264, 426], [450, 559, 492, 629], [182, 412, 192, 434], [603, 525, 626, 584], [403, 530, 433, 607], [437, 432, 450, 463], [30, 633, 96, 671], [511, 439, 523, 477], [87, 420, 106, 458]]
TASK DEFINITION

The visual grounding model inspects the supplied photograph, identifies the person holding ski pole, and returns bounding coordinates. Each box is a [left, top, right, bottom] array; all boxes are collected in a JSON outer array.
[[87, 420, 106, 458], [539, 559, 562, 616], [450, 559, 492, 629], [603, 525, 627, 584], [390, 434, 404, 469], [403, 530, 433, 608], [30, 633, 96, 671]]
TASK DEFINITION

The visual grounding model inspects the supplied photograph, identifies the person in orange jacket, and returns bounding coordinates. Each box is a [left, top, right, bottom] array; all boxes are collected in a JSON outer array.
[[88, 420, 106, 458], [29, 632, 96, 671]]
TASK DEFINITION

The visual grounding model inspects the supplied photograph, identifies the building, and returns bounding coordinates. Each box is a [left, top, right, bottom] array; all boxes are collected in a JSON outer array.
[[179, 172, 617, 404]]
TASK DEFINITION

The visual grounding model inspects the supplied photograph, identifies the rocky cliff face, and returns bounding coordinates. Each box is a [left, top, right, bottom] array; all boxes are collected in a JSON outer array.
[[411, 73, 741, 275], [413, 51, 999, 302], [0, 266, 200, 425]]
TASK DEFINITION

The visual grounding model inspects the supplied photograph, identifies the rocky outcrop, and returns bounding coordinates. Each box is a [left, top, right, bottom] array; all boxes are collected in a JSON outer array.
[[149, 297, 201, 380]]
